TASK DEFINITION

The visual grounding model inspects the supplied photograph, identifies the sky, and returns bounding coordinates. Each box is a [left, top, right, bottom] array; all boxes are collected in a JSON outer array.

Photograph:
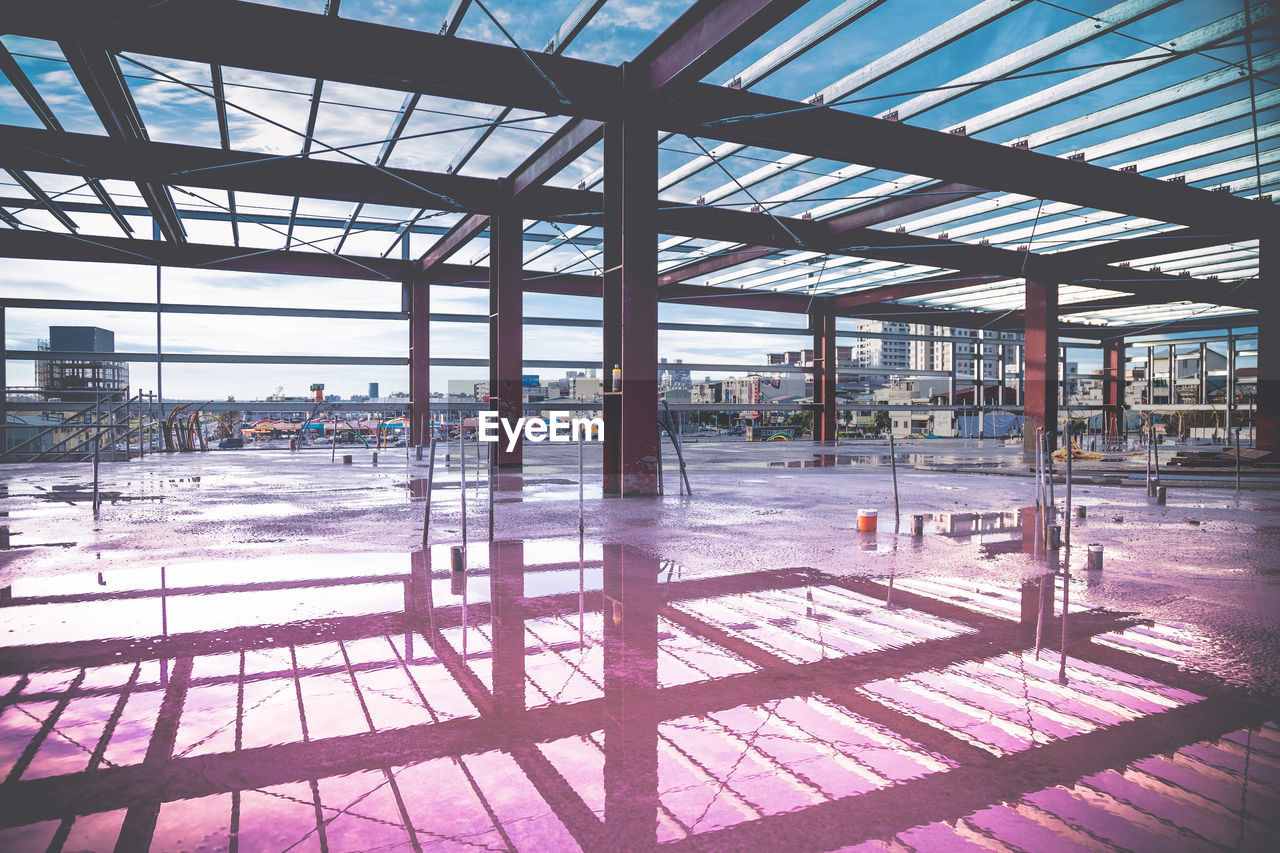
[[0, 0, 1271, 399]]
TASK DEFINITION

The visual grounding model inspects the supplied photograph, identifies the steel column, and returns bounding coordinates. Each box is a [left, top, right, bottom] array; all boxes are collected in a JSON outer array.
[[1260, 230, 1278, 450], [489, 212, 524, 469], [1198, 342, 1208, 405], [0, 305, 5, 455], [409, 279, 430, 446], [1023, 279, 1058, 454], [811, 303, 837, 443], [1102, 338, 1124, 438], [601, 124, 623, 495], [606, 71, 660, 496], [1147, 345, 1155, 404]]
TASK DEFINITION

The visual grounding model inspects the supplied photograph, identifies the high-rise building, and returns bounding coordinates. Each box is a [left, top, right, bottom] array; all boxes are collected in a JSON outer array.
[[853, 320, 910, 371]]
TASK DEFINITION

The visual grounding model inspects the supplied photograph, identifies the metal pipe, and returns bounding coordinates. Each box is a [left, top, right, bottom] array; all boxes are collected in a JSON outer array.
[[458, 423, 467, 559], [487, 437, 494, 542], [578, 429, 585, 538], [1064, 426, 1072, 551], [1235, 427, 1242, 492], [422, 437, 436, 550], [1034, 573, 1045, 660], [1058, 557, 1070, 685], [888, 430, 900, 533]]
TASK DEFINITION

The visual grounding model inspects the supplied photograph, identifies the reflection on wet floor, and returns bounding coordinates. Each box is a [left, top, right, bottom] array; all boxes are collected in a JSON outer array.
[[0, 524, 1276, 852], [765, 454, 1003, 469]]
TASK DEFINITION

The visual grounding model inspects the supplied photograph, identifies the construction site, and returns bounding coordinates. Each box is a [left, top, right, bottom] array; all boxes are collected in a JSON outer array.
[[0, 1, 1278, 851]]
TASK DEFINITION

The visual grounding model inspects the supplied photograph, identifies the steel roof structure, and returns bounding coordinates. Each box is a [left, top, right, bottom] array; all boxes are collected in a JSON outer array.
[[0, 0, 1276, 487]]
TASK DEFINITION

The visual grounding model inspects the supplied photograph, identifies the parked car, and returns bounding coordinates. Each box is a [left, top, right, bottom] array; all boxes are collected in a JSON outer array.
[[218, 437, 245, 449]]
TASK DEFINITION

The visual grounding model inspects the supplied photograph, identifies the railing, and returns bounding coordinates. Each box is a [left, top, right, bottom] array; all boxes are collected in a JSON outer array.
[[2, 390, 161, 463]]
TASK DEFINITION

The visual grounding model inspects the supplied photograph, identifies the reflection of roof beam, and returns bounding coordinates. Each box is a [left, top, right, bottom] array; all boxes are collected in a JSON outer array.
[[0, 606, 1218, 832], [59, 45, 186, 243], [114, 656, 192, 851], [661, 694, 1268, 851]]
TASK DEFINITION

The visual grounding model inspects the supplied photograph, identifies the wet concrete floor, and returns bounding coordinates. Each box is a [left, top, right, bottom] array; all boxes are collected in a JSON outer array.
[[0, 439, 1277, 851]]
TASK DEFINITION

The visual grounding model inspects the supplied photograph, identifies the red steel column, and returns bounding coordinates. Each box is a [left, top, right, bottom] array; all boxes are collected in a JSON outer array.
[[490, 212, 524, 468], [811, 302, 837, 442], [602, 126, 623, 494], [1023, 278, 1058, 454], [1102, 337, 1124, 438], [1260, 230, 1278, 451], [606, 66, 660, 496], [409, 278, 430, 446]]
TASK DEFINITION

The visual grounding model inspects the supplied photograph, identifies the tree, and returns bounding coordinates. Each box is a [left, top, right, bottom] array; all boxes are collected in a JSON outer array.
[[785, 410, 812, 430], [872, 411, 891, 433]]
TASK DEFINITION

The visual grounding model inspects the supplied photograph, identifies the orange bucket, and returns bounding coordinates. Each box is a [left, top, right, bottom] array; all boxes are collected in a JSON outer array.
[[857, 508, 878, 532]]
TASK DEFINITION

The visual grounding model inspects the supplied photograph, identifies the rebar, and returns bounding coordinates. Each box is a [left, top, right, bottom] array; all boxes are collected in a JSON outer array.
[[421, 438, 436, 550], [888, 431, 900, 533]]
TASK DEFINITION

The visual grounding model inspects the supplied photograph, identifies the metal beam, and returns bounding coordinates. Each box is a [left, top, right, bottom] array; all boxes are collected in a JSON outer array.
[[0, 42, 132, 236], [0, 126, 1245, 307], [665, 81, 1278, 238], [636, 0, 810, 95], [58, 45, 186, 243], [11, 0, 621, 119]]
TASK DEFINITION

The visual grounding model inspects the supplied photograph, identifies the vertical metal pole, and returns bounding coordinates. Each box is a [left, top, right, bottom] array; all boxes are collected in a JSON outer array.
[[422, 438, 436, 549], [1058, 558, 1070, 684], [1046, 429, 1055, 525], [487, 436, 494, 543], [459, 423, 467, 560], [1064, 433, 1072, 552], [330, 412, 337, 462], [888, 430, 900, 533], [1034, 571, 1045, 660], [578, 429, 585, 538], [1235, 427, 1242, 492], [1145, 418, 1152, 490], [155, 241, 164, 434], [1152, 421, 1161, 483], [0, 304, 6, 457], [975, 330, 983, 440], [1035, 427, 1043, 511], [92, 435, 100, 517]]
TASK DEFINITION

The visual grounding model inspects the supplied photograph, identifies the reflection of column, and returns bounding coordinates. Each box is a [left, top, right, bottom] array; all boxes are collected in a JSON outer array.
[[1018, 506, 1054, 631], [602, 543, 659, 850], [490, 539, 526, 716]]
